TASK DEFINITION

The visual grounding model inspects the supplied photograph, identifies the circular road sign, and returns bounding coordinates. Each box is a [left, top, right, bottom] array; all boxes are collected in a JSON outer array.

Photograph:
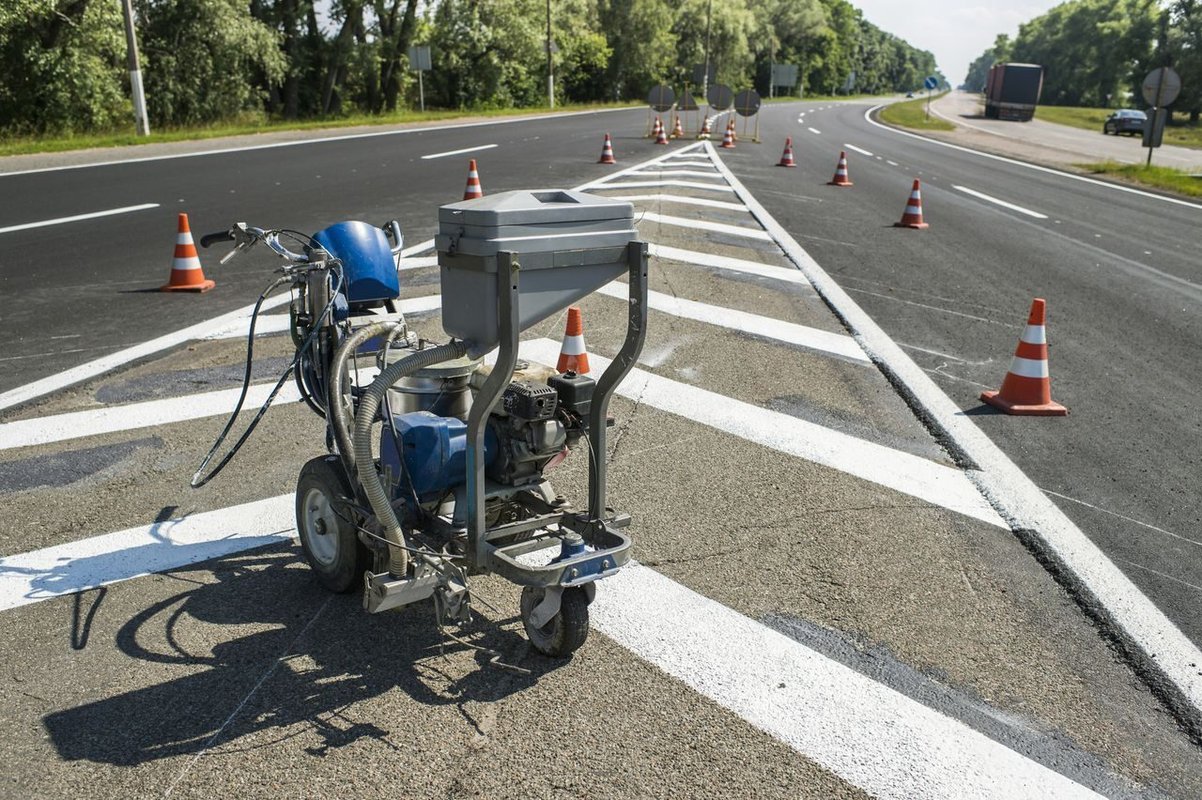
[[1142, 67, 1181, 107], [733, 89, 761, 117], [924, 75, 939, 91], [707, 84, 733, 110], [647, 85, 676, 112]]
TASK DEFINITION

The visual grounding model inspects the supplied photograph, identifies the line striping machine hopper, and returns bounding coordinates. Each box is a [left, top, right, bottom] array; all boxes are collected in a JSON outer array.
[[200, 189, 647, 658]]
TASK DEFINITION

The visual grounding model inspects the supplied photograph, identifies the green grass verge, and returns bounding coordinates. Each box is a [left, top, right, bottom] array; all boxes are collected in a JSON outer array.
[[877, 94, 954, 132], [1077, 161, 1202, 197], [1036, 104, 1202, 150], [0, 101, 635, 158]]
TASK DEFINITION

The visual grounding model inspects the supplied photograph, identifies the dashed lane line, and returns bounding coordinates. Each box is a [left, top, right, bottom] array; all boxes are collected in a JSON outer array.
[[708, 138, 1202, 737], [419, 143, 497, 160], [807, 127, 822, 135], [0, 203, 160, 234], [843, 143, 874, 157], [953, 185, 1048, 219], [636, 211, 772, 241]]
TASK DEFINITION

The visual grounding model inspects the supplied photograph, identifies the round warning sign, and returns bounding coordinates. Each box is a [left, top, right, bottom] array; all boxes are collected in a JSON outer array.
[[646, 85, 676, 112], [706, 84, 733, 111], [734, 89, 761, 117]]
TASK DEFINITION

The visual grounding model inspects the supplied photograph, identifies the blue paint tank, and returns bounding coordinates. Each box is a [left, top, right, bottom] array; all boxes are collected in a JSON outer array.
[[311, 221, 400, 304], [381, 411, 495, 503]]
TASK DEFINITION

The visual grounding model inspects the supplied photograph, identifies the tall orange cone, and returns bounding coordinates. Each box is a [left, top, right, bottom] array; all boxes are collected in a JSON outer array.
[[557, 306, 590, 374], [980, 298, 1068, 416], [697, 116, 712, 139], [161, 213, 215, 293], [777, 138, 796, 167], [893, 178, 928, 229], [720, 123, 735, 149], [726, 118, 737, 142], [463, 159, 483, 200], [654, 120, 669, 145], [827, 151, 853, 186], [598, 133, 616, 164], [651, 117, 664, 139], [671, 115, 684, 138]]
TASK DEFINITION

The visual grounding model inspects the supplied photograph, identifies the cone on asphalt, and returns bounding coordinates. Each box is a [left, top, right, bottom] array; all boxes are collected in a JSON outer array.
[[726, 118, 737, 143], [720, 124, 735, 149], [980, 298, 1068, 416], [697, 117, 712, 139], [557, 306, 590, 374], [671, 115, 684, 138], [463, 159, 483, 200], [777, 138, 796, 167], [652, 117, 664, 139], [161, 213, 215, 293], [654, 120, 670, 145], [827, 151, 853, 186], [893, 178, 928, 229], [598, 133, 616, 164]]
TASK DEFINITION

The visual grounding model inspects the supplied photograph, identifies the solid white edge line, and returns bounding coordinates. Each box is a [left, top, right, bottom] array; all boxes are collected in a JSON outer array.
[[843, 143, 874, 157], [0, 107, 641, 178], [0, 203, 161, 234], [863, 105, 1202, 212], [706, 139, 1202, 735], [953, 185, 1049, 219], [637, 211, 772, 240], [419, 143, 498, 160]]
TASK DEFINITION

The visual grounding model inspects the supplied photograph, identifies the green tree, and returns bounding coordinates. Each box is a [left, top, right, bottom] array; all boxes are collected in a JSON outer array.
[[597, 0, 675, 99], [1165, 0, 1202, 120]]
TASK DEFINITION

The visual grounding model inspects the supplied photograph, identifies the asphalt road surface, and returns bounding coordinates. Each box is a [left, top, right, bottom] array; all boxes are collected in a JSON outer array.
[[1, 103, 1201, 798]]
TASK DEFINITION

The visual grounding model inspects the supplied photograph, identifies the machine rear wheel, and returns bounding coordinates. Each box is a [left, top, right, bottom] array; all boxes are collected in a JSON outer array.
[[521, 586, 589, 657], [296, 456, 370, 593]]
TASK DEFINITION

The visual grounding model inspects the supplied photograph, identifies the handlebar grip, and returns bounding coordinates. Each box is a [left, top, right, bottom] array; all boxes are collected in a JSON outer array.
[[199, 230, 236, 248]]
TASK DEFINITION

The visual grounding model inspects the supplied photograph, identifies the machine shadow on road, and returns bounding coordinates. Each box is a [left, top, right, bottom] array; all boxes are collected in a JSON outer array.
[[41, 547, 555, 766]]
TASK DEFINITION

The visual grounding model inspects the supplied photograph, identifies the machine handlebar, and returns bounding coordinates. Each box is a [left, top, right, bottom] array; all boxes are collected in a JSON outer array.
[[199, 229, 236, 248]]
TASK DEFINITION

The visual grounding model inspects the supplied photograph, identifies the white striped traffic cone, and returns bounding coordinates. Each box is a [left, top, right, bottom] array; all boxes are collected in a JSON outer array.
[[893, 178, 928, 228], [161, 213, 215, 293], [671, 115, 684, 138], [654, 120, 669, 145], [557, 306, 590, 374], [697, 117, 712, 140], [980, 298, 1068, 415], [777, 138, 796, 167], [463, 159, 483, 200], [720, 124, 735, 149], [828, 151, 853, 186], [598, 133, 616, 164]]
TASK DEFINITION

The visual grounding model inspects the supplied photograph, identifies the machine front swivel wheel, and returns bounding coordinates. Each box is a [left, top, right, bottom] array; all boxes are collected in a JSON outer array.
[[296, 456, 370, 593], [521, 586, 590, 657]]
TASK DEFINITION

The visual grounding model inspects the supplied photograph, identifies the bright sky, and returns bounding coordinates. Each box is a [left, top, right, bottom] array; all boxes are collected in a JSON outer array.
[[853, 0, 1064, 85]]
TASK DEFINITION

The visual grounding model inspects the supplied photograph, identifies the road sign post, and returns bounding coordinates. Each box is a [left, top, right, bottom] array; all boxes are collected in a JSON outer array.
[[1140, 67, 1181, 166], [924, 75, 938, 120], [408, 46, 432, 112]]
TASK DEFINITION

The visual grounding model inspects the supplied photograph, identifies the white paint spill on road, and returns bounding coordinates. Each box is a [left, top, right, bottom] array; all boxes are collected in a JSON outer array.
[[953, 185, 1049, 219], [649, 243, 811, 285], [637, 211, 771, 241], [843, 143, 874, 157], [0, 203, 160, 234], [419, 143, 497, 160], [595, 283, 868, 363], [520, 339, 1004, 529], [607, 194, 750, 213]]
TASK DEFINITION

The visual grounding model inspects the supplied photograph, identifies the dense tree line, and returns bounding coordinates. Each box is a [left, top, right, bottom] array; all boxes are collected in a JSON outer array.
[[0, 0, 938, 136], [964, 0, 1202, 121]]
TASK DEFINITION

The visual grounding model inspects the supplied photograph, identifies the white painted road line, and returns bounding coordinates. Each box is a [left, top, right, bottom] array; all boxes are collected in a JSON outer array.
[[596, 565, 1104, 800], [808, 127, 822, 135], [953, 185, 1049, 219], [203, 294, 443, 341], [0, 203, 160, 234], [608, 194, 750, 213], [419, 143, 497, 160], [596, 283, 869, 364], [637, 211, 771, 241], [709, 139, 1202, 734], [575, 141, 704, 192], [649, 243, 811, 285], [521, 339, 1005, 529], [626, 169, 725, 180], [594, 179, 735, 193], [843, 143, 874, 157]]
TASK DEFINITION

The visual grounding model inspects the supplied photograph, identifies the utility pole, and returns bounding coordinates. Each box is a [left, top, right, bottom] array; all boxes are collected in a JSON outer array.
[[546, 0, 554, 109], [701, 0, 712, 101], [120, 0, 150, 135]]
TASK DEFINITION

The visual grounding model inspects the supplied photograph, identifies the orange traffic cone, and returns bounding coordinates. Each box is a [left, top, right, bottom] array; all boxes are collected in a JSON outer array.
[[557, 307, 590, 374], [720, 124, 735, 149], [828, 151, 853, 186], [463, 159, 483, 200], [697, 117, 712, 139], [725, 119, 737, 143], [651, 117, 663, 139], [654, 121, 669, 145], [980, 298, 1068, 416], [894, 178, 928, 229], [777, 138, 796, 167], [598, 133, 616, 164], [671, 115, 684, 138], [161, 213, 215, 293]]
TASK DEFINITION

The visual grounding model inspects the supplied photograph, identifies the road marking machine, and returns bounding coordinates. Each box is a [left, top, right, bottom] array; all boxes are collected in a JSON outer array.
[[195, 190, 647, 657]]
